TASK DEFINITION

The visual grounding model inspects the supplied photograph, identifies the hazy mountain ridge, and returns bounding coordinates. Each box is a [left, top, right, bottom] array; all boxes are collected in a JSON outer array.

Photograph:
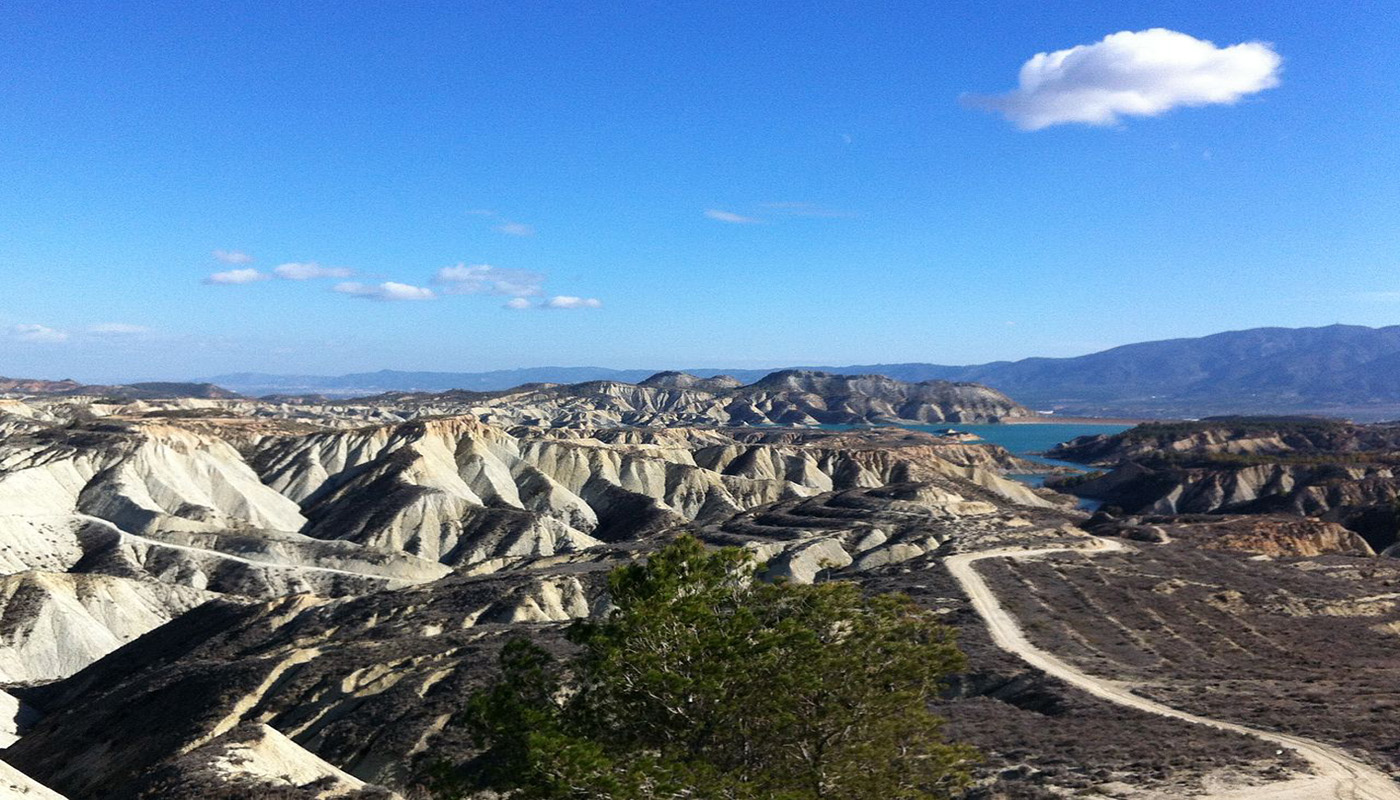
[[0, 378, 238, 401], [201, 325, 1400, 419], [307, 370, 1030, 428]]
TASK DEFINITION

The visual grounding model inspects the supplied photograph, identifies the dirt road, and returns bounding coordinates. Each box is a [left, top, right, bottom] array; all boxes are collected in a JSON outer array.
[[945, 538, 1400, 800]]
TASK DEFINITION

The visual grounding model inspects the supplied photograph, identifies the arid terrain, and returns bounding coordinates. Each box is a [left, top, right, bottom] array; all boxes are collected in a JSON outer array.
[[0, 378, 1395, 798]]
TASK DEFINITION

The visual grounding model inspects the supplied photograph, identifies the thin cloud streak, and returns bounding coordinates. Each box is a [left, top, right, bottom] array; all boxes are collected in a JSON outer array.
[[434, 263, 545, 297], [205, 268, 270, 285], [704, 209, 762, 224], [88, 323, 151, 335], [11, 324, 69, 343], [502, 296, 604, 310], [333, 281, 435, 301], [212, 250, 253, 264], [274, 262, 354, 280], [544, 296, 603, 309], [495, 221, 535, 237]]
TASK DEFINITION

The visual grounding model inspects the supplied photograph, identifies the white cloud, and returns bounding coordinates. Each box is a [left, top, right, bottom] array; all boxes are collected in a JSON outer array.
[[11, 324, 68, 343], [213, 249, 253, 264], [705, 209, 762, 224], [967, 28, 1281, 130], [333, 281, 435, 301], [503, 298, 533, 310], [544, 296, 603, 309], [496, 221, 535, 237], [205, 268, 270, 285], [274, 261, 354, 280], [88, 323, 150, 335], [434, 263, 545, 297]]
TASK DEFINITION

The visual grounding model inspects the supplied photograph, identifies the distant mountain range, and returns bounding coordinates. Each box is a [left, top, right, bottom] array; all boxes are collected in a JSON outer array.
[[0, 377, 237, 401], [203, 324, 1400, 419]]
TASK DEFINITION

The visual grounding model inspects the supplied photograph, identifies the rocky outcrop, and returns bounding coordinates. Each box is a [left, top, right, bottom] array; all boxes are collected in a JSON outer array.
[[1082, 512, 1377, 558], [351, 369, 1029, 428], [1049, 419, 1400, 555], [1049, 418, 1400, 466]]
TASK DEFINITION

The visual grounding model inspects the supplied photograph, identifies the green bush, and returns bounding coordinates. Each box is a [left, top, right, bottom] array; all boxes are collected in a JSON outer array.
[[433, 535, 975, 799]]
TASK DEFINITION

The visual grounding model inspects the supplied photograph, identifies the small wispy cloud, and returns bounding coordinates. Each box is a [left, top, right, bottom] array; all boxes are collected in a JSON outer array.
[[467, 209, 536, 236], [11, 324, 68, 343], [1357, 291, 1400, 302], [544, 296, 603, 309], [495, 221, 535, 237], [212, 249, 253, 264], [333, 281, 435, 301], [88, 323, 150, 336], [205, 268, 270, 285], [434, 263, 545, 297], [274, 261, 354, 280], [965, 28, 1282, 130], [705, 209, 762, 224], [503, 296, 604, 311]]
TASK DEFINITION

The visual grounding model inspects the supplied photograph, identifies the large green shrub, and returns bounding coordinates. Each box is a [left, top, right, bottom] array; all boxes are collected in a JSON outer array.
[[433, 535, 974, 799]]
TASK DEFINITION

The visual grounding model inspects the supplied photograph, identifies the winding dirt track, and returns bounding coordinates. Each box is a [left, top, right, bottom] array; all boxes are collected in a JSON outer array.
[[945, 538, 1400, 800]]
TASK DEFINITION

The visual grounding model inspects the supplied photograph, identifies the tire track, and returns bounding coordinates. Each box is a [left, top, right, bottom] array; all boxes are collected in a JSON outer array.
[[945, 537, 1400, 800]]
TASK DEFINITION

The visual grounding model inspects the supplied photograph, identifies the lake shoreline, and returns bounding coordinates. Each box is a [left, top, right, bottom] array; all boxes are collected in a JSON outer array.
[[1000, 415, 1150, 426]]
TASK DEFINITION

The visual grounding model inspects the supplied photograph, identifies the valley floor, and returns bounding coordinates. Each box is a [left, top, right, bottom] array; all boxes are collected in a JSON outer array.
[[950, 539, 1400, 799]]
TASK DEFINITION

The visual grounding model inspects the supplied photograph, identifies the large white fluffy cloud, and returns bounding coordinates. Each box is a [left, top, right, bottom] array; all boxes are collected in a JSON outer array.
[[333, 281, 435, 301], [274, 262, 353, 280], [968, 28, 1281, 130], [434, 263, 545, 297]]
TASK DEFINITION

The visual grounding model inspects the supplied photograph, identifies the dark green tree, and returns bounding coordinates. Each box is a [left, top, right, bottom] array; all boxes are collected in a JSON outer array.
[[435, 535, 974, 799]]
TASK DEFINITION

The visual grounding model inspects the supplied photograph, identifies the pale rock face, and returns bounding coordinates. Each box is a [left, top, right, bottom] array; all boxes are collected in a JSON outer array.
[[205, 724, 397, 799], [0, 758, 66, 799], [764, 539, 856, 584], [0, 517, 87, 575], [0, 689, 41, 748], [0, 423, 305, 535], [0, 571, 216, 683]]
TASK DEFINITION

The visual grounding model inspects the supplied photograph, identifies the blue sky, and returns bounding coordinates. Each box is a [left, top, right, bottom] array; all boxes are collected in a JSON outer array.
[[1, 1, 1396, 381]]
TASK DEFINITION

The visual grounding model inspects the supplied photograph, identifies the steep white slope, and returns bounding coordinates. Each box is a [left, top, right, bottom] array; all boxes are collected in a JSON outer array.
[[0, 423, 305, 535], [0, 689, 40, 747], [0, 571, 216, 683], [0, 759, 67, 799], [207, 724, 399, 799], [251, 417, 1054, 568]]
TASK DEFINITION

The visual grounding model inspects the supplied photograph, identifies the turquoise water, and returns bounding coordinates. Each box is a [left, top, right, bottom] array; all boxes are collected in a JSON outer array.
[[822, 422, 1130, 473], [823, 421, 1131, 509], [897, 423, 1131, 471]]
